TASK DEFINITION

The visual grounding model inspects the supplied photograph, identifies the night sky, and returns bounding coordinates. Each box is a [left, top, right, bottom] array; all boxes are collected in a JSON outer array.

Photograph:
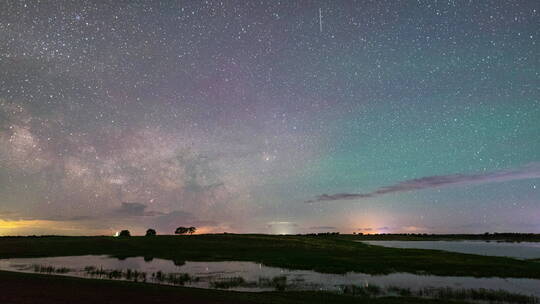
[[0, 1, 538, 236]]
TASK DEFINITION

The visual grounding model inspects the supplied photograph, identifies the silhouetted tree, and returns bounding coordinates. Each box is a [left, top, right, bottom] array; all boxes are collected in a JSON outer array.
[[119, 230, 131, 237], [145, 229, 157, 236], [188, 226, 196, 235], [175, 226, 189, 235]]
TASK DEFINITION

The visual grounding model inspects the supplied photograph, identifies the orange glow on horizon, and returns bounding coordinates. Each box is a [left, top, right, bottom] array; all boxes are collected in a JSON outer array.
[[0, 219, 56, 230], [0, 219, 109, 236]]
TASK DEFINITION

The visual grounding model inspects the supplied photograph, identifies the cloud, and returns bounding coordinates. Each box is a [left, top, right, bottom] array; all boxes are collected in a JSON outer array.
[[307, 162, 540, 202], [113, 202, 162, 217], [309, 226, 337, 230]]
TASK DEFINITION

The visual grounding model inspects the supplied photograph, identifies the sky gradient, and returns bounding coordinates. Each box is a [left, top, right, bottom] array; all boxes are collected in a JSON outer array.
[[0, 0, 538, 236]]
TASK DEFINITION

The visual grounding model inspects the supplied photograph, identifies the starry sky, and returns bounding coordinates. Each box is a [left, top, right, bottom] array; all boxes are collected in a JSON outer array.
[[0, 1, 539, 236]]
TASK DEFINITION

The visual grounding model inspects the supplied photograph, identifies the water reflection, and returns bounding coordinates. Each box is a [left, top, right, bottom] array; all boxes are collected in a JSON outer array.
[[361, 240, 540, 259], [0, 255, 538, 298]]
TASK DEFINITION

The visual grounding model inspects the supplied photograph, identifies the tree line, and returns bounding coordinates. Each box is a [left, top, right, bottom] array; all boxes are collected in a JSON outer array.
[[117, 226, 197, 237]]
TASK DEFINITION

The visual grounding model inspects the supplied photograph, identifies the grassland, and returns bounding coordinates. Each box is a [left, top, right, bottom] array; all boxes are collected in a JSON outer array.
[[1, 234, 539, 278]]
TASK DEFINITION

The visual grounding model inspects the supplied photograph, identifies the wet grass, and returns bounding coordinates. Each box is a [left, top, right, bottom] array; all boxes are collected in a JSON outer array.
[[210, 276, 247, 289], [342, 284, 382, 297], [1, 234, 539, 278], [258, 276, 288, 291], [152, 271, 194, 285], [424, 287, 539, 304], [29, 262, 538, 304], [29, 263, 291, 291], [348, 284, 540, 304], [32, 264, 71, 274], [0, 269, 472, 304], [83, 266, 147, 282], [82, 266, 197, 285], [192, 275, 291, 291]]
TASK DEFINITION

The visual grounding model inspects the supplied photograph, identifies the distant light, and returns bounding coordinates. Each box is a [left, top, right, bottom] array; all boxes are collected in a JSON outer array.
[[114, 231, 119, 237]]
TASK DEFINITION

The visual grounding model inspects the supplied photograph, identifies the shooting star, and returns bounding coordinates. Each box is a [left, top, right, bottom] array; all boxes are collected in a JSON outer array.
[[319, 8, 323, 33]]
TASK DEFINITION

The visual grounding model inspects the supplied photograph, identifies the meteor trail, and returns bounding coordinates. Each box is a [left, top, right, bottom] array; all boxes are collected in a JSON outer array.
[[319, 8, 323, 33]]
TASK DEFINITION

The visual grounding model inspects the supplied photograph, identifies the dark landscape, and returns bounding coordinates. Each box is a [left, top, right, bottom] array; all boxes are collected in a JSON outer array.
[[1, 234, 540, 303]]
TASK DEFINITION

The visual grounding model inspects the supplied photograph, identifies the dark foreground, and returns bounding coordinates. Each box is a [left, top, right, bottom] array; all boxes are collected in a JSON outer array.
[[1, 234, 539, 278], [0, 270, 467, 304], [0, 234, 539, 304]]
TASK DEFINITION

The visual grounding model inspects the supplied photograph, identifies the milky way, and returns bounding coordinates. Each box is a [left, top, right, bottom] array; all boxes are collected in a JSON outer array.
[[0, 1, 538, 235]]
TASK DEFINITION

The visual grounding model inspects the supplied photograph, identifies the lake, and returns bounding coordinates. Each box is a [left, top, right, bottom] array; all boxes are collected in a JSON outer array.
[[0, 255, 539, 299], [361, 240, 540, 259]]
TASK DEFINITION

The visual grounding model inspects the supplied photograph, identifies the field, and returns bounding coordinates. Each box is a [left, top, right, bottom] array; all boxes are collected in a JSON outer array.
[[1, 234, 539, 304], [1, 234, 539, 277]]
